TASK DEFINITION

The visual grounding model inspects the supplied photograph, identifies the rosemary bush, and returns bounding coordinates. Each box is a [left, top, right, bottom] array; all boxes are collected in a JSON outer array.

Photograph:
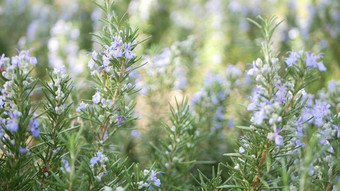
[[0, 1, 339, 191]]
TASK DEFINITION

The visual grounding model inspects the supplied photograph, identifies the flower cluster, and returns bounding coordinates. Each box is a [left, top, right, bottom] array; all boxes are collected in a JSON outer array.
[[88, 36, 136, 76], [285, 50, 326, 71], [192, 64, 241, 131], [0, 50, 39, 144]]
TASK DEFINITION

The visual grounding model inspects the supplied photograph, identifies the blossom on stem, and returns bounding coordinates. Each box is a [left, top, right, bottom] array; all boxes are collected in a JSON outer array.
[[92, 91, 101, 104], [29, 118, 40, 137]]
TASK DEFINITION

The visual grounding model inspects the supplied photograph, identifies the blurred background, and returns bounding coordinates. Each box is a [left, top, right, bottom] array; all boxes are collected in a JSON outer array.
[[0, 0, 339, 178]]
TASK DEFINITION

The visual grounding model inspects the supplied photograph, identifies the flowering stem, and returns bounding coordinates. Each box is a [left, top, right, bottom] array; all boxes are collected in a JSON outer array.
[[252, 141, 270, 190], [100, 59, 125, 140]]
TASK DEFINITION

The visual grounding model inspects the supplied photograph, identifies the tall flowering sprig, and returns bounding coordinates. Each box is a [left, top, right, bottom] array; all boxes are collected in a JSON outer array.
[[66, 0, 149, 190], [0, 51, 39, 190], [223, 16, 326, 190], [36, 66, 74, 187], [78, 0, 143, 146]]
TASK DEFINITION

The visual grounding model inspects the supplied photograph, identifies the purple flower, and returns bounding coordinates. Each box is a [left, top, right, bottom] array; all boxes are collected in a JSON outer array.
[[328, 80, 336, 91], [29, 118, 40, 137], [285, 50, 301, 66], [90, 151, 103, 166], [8, 111, 19, 132], [124, 43, 136, 59], [111, 37, 122, 49], [112, 48, 123, 58], [103, 55, 110, 67], [268, 128, 283, 146], [305, 52, 326, 71], [61, 157, 70, 172], [91, 51, 98, 60], [296, 117, 304, 136], [88, 59, 96, 70], [117, 115, 125, 126], [30, 57, 38, 65], [275, 83, 287, 103], [11, 56, 20, 67], [239, 146, 245, 153], [247, 85, 262, 111], [76, 101, 86, 112], [312, 100, 330, 126], [19, 146, 29, 154], [150, 170, 162, 187], [92, 92, 101, 104]]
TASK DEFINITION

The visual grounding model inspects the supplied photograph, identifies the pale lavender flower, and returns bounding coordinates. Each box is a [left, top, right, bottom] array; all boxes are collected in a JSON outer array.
[[61, 157, 71, 172], [76, 101, 86, 112], [150, 170, 162, 187], [30, 57, 38, 65], [268, 128, 283, 146], [8, 111, 19, 132], [103, 55, 110, 67], [305, 52, 326, 71], [111, 36, 122, 49], [312, 100, 330, 126], [11, 55, 20, 66], [112, 48, 123, 58], [275, 82, 288, 103], [285, 50, 301, 66], [247, 85, 261, 111], [92, 92, 101, 104], [117, 115, 125, 126], [124, 42, 136, 59], [88, 59, 96, 70], [91, 51, 98, 60], [29, 118, 40, 137], [328, 80, 336, 91], [90, 151, 103, 166], [19, 146, 29, 154], [239, 146, 245, 153]]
